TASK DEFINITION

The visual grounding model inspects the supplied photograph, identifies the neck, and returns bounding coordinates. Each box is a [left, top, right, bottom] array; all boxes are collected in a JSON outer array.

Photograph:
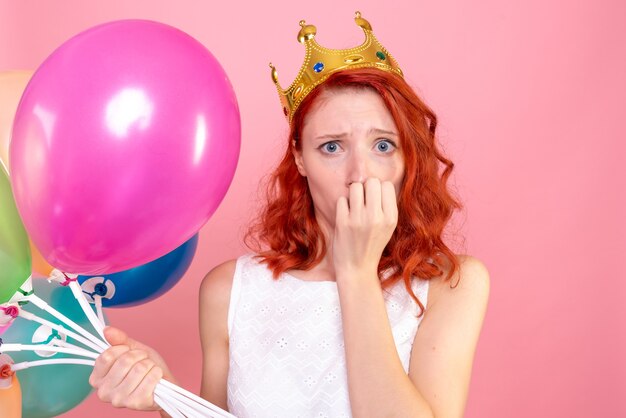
[[311, 213, 337, 279]]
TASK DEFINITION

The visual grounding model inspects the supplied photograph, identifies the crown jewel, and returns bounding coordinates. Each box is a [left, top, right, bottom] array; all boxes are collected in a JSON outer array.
[[270, 11, 404, 123]]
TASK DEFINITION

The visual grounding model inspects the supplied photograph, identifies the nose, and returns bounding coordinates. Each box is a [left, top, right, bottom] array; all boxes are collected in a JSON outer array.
[[346, 149, 369, 186]]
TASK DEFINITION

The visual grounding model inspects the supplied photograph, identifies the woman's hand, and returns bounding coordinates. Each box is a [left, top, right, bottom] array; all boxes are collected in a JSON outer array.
[[89, 326, 173, 411], [332, 178, 398, 278]]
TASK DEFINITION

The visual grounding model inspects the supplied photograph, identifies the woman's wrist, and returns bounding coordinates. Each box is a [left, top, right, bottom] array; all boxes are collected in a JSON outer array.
[[335, 264, 380, 287]]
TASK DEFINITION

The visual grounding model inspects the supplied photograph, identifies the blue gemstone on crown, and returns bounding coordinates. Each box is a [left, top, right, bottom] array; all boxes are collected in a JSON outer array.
[[313, 62, 325, 73]]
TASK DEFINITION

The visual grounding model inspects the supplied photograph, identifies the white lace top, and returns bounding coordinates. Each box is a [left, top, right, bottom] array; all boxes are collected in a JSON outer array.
[[226, 254, 429, 417]]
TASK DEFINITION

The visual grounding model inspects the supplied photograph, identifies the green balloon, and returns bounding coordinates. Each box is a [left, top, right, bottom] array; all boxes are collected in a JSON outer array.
[[3, 279, 105, 417], [0, 163, 31, 303]]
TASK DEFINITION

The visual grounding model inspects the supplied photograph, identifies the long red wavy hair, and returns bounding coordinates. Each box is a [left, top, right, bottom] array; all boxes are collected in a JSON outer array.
[[245, 68, 463, 314]]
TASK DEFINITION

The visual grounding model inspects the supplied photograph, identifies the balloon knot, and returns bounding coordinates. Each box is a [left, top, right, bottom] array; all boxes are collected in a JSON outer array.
[[94, 282, 108, 296], [60, 272, 78, 287], [0, 363, 14, 378], [0, 305, 19, 318], [48, 269, 78, 286]]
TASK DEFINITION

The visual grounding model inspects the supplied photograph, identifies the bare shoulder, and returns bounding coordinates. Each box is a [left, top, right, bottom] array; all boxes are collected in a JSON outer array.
[[199, 259, 238, 306], [198, 258, 238, 343], [451, 254, 490, 296], [427, 254, 490, 309]]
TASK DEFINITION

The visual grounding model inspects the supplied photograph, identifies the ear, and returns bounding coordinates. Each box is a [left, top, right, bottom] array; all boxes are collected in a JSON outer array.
[[291, 140, 307, 177]]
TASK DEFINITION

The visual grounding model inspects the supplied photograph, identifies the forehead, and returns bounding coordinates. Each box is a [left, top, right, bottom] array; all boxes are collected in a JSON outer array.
[[302, 87, 397, 135]]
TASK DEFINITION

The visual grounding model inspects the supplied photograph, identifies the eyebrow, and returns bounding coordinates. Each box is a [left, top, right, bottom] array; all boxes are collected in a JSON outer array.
[[314, 128, 398, 141]]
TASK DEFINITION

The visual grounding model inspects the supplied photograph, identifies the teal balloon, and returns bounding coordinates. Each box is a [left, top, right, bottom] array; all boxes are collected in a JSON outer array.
[[2, 279, 105, 417]]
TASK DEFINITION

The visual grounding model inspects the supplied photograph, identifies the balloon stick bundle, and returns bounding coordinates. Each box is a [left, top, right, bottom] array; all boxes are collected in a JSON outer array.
[[1, 272, 236, 417]]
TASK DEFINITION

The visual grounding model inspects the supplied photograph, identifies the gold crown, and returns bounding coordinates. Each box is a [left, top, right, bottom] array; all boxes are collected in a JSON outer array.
[[270, 11, 404, 123]]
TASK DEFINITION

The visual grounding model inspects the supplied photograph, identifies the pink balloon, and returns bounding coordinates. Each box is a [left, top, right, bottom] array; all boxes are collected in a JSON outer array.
[[10, 20, 240, 275]]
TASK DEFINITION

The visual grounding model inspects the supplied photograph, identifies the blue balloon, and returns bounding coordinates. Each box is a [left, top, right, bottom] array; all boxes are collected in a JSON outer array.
[[2, 279, 103, 417], [77, 234, 198, 308]]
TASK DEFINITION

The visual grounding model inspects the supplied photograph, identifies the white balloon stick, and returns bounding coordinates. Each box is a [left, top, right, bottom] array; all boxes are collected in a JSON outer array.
[[0, 343, 98, 359], [68, 281, 106, 341], [94, 295, 105, 325], [157, 384, 216, 417], [155, 388, 196, 418], [155, 392, 188, 418], [159, 379, 236, 418], [27, 294, 108, 351], [10, 358, 95, 371], [53, 337, 100, 356], [18, 309, 103, 353]]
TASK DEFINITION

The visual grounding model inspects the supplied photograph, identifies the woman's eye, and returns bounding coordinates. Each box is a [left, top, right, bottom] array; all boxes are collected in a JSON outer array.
[[322, 142, 339, 153], [376, 140, 395, 152]]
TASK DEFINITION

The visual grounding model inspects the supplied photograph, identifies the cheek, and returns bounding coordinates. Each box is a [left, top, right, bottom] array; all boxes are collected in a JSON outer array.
[[304, 170, 346, 218], [375, 159, 404, 201], [376, 157, 405, 189], [306, 174, 343, 204], [394, 178, 404, 200], [394, 162, 405, 195], [302, 156, 344, 190]]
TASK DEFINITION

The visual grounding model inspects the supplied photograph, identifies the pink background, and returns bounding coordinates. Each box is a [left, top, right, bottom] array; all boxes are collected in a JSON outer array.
[[1, 0, 624, 417]]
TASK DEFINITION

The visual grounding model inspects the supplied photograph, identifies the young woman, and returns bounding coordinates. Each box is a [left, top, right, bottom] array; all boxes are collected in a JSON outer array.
[[90, 13, 489, 418]]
